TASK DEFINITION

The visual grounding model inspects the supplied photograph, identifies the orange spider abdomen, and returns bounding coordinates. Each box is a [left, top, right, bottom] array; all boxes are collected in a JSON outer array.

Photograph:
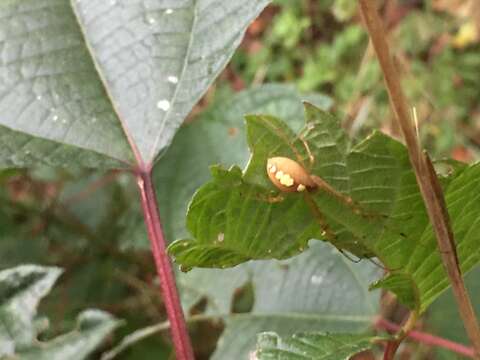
[[266, 157, 317, 193]]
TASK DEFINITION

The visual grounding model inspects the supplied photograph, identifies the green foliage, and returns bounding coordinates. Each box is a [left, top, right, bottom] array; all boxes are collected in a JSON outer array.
[[0, 265, 119, 359], [169, 103, 480, 315], [180, 241, 381, 359], [299, 25, 368, 100], [2, 1, 480, 359], [120, 84, 332, 250], [255, 332, 380, 359], [370, 273, 420, 311]]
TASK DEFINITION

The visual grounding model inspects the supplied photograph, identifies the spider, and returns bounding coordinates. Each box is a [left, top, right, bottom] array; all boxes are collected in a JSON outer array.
[[263, 129, 384, 265]]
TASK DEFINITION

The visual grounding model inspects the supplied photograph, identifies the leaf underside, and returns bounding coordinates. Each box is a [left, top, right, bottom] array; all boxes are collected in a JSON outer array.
[[201, 242, 381, 359], [0, 265, 119, 359], [169, 103, 480, 313], [255, 332, 379, 360], [0, 0, 270, 168]]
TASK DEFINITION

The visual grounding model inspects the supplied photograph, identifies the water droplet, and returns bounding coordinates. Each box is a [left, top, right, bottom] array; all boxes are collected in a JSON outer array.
[[147, 16, 156, 24], [36, 95, 42, 100], [157, 99, 171, 111], [217, 233, 225, 242], [165, 8, 173, 14], [91, 117, 97, 123], [62, 119, 68, 124], [110, 0, 116, 5], [24, 150, 30, 155], [52, 115, 58, 122], [167, 75, 178, 84], [311, 274, 323, 285], [267, 249, 272, 254]]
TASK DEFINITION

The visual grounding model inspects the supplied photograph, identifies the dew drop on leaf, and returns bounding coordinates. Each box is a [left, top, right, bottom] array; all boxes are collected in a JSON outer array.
[[167, 75, 178, 84], [157, 99, 171, 111], [311, 275, 323, 285]]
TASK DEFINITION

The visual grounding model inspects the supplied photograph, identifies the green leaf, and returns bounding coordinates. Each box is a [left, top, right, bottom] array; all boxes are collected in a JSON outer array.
[[168, 105, 379, 268], [169, 102, 480, 314], [369, 272, 420, 311], [255, 332, 379, 360], [0, 265, 119, 359], [120, 84, 332, 250], [0, 0, 270, 168], [169, 165, 321, 268], [208, 242, 381, 359]]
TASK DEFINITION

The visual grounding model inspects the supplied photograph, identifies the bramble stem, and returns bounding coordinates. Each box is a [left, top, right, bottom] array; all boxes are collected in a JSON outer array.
[[382, 310, 418, 360], [376, 317, 475, 358], [136, 169, 194, 360], [357, 1, 480, 358]]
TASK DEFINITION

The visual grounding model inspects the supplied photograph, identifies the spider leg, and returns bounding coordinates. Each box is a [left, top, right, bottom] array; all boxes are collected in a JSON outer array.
[[255, 192, 285, 204], [303, 192, 337, 242], [338, 249, 363, 263], [366, 257, 389, 270], [294, 127, 315, 170]]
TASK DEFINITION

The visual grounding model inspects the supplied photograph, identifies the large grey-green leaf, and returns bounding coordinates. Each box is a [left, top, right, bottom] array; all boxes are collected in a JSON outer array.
[[0, 1, 133, 168], [0, 265, 119, 359], [109, 242, 380, 359], [209, 242, 381, 359], [120, 84, 332, 249], [254, 332, 379, 360], [0, 0, 271, 168]]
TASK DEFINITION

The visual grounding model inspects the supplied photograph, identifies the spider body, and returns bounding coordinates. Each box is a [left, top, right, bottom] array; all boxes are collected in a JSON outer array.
[[266, 157, 316, 193]]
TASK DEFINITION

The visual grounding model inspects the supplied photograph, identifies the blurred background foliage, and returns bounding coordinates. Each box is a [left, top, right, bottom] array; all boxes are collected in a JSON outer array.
[[2, 0, 480, 358]]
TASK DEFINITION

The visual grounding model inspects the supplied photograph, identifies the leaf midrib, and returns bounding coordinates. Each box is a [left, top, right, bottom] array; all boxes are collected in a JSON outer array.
[[68, 0, 139, 166], [150, 0, 198, 164]]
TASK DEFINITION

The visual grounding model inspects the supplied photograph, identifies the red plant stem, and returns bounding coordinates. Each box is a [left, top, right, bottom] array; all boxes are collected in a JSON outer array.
[[376, 318, 475, 358], [383, 341, 400, 360], [136, 169, 194, 360]]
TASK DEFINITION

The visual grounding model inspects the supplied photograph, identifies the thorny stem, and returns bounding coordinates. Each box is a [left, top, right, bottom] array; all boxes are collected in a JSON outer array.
[[382, 310, 418, 360], [136, 169, 194, 360], [376, 318, 475, 358], [358, 1, 480, 358]]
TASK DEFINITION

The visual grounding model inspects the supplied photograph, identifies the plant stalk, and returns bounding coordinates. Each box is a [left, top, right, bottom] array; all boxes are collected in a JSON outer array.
[[136, 169, 194, 360], [357, 1, 480, 358], [376, 318, 475, 358]]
